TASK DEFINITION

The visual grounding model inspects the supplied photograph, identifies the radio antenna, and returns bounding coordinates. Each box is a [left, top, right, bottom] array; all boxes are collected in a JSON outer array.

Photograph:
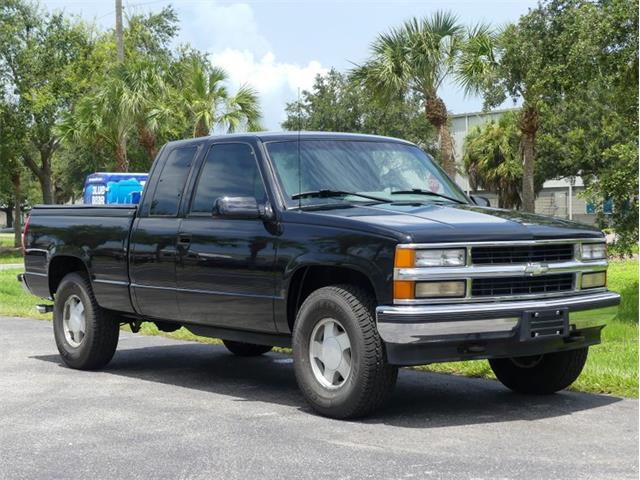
[[297, 86, 302, 210]]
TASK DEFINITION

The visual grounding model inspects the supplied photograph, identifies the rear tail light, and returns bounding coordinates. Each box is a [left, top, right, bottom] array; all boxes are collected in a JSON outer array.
[[22, 215, 30, 253]]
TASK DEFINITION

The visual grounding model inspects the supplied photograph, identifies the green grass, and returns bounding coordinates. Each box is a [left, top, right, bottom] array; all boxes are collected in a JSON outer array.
[[0, 233, 14, 247], [1, 260, 637, 397], [0, 233, 23, 264]]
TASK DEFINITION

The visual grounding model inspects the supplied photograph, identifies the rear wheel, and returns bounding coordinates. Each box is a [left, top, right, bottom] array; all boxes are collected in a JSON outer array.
[[222, 340, 272, 356], [292, 285, 397, 419], [489, 348, 588, 394], [53, 272, 119, 370]]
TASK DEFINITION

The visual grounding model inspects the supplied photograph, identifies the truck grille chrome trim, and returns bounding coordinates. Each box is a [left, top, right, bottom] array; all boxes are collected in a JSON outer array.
[[393, 239, 607, 304], [394, 259, 607, 281]]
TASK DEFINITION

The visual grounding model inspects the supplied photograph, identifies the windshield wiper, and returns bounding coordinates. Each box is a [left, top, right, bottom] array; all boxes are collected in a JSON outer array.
[[292, 189, 390, 203], [390, 189, 465, 204]]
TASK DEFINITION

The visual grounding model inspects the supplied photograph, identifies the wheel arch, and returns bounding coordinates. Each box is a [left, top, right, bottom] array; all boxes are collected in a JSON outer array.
[[285, 263, 378, 332], [48, 255, 91, 297]]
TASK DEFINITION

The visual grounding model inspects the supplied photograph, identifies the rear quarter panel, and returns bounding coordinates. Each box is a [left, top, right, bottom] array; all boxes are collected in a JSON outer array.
[[25, 206, 136, 313]]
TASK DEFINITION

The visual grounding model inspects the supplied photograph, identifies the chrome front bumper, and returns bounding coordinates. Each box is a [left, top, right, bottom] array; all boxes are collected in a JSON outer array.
[[376, 291, 620, 345]]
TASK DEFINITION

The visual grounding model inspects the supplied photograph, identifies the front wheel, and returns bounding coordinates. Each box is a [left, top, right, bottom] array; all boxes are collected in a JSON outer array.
[[53, 272, 120, 370], [292, 285, 398, 419], [489, 348, 588, 394]]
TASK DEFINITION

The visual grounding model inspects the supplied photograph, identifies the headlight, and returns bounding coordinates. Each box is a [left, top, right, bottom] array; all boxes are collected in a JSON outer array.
[[581, 271, 606, 289], [395, 248, 466, 268], [416, 249, 466, 267], [416, 281, 466, 298], [581, 242, 606, 260]]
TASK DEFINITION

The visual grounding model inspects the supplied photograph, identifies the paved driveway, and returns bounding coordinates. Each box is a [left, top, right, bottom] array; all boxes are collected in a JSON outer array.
[[1, 316, 637, 480]]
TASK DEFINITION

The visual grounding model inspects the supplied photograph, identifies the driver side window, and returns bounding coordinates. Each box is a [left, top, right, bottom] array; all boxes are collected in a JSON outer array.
[[190, 143, 266, 214]]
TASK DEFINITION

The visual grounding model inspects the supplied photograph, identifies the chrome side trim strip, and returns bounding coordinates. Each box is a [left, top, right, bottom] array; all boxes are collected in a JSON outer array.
[[131, 283, 279, 300], [394, 259, 607, 281]]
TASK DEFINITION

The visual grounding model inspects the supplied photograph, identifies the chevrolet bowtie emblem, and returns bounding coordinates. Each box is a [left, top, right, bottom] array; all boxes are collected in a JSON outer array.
[[524, 263, 549, 276]]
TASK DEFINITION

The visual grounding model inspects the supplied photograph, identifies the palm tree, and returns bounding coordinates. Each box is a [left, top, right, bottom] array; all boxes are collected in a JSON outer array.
[[122, 60, 178, 161], [181, 57, 262, 137], [457, 23, 539, 212], [60, 67, 136, 172], [353, 12, 468, 178], [463, 112, 522, 209]]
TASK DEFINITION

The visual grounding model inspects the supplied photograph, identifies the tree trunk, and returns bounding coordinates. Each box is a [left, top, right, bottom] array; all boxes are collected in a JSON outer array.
[[424, 95, 455, 178], [519, 104, 538, 213], [439, 122, 456, 179], [138, 126, 158, 162], [115, 137, 128, 172], [22, 150, 54, 204], [11, 172, 22, 249], [40, 171, 54, 204], [194, 118, 209, 138]]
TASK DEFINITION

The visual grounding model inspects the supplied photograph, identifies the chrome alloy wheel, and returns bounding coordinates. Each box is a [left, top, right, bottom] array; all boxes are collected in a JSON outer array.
[[62, 294, 86, 348], [309, 318, 352, 389]]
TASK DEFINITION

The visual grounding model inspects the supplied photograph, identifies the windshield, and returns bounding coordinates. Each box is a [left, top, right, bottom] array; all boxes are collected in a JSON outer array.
[[265, 140, 468, 207]]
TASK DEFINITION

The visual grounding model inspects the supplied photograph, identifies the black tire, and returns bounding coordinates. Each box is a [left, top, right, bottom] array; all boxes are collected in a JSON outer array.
[[292, 285, 398, 419], [222, 340, 272, 356], [489, 348, 588, 394], [53, 272, 119, 370]]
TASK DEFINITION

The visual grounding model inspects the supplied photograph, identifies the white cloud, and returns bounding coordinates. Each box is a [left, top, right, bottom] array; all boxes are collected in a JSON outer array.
[[178, 2, 271, 57], [176, 2, 327, 130], [210, 49, 327, 129]]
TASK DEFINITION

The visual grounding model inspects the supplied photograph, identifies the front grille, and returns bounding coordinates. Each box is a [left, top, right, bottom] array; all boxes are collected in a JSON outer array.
[[471, 244, 574, 264], [472, 273, 574, 297]]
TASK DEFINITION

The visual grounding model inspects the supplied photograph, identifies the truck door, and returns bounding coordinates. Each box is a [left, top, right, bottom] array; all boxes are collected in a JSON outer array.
[[176, 142, 278, 332], [129, 144, 199, 320]]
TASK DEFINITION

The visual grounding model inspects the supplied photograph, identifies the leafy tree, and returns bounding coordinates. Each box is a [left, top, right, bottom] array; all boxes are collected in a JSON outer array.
[[0, 0, 93, 203], [463, 113, 521, 209], [352, 12, 488, 177], [0, 101, 27, 246], [460, 0, 638, 229], [179, 56, 262, 137], [463, 111, 546, 209], [282, 69, 436, 152]]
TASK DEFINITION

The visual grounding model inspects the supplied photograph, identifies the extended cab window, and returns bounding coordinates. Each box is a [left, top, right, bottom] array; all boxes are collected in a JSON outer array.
[[190, 143, 266, 213], [150, 146, 197, 216]]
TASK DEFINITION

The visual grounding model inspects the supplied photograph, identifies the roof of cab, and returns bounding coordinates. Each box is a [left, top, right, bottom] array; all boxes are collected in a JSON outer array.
[[163, 131, 416, 149]]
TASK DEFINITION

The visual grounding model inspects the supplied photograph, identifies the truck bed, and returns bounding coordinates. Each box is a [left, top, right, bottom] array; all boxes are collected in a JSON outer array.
[[23, 204, 138, 313]]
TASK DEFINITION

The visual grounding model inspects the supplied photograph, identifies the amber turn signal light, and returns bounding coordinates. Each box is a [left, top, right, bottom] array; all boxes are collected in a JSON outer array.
[[393, 280, 415, 300], [395, 248, 415, 268]]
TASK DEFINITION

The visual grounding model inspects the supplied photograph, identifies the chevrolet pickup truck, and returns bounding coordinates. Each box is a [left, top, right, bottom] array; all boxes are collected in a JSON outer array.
[[19, 132, 620, 418]]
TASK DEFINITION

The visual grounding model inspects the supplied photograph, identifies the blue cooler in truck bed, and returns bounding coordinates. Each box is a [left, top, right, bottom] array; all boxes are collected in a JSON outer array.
[[83, 172, 148, 205]]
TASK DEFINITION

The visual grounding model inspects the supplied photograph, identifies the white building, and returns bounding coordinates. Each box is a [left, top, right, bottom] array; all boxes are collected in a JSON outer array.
[[450, 109, 595, 225]]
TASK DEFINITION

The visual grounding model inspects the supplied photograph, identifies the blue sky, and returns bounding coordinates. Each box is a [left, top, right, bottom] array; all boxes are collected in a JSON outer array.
[[42, 0, 535, 129]]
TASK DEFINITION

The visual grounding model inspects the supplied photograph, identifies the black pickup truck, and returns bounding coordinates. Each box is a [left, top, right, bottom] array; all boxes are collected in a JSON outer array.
[[19, 132, 620, 418]]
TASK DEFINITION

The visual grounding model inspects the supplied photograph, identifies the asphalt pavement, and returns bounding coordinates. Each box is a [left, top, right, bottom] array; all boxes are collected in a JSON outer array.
[[1, 316, 637, 480]]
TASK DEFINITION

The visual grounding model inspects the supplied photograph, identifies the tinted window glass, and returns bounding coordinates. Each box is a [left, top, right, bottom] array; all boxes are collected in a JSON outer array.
[[190, 143, 266, 213], [266, 140, 467, 206], [150, 146, 197, 216]]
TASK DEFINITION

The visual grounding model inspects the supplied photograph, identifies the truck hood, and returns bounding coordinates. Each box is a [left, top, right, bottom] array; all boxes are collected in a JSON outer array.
[[294, 202, 602, 243]]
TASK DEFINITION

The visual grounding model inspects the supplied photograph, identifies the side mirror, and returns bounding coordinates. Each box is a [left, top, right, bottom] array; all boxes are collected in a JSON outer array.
[[214, 196, 269, 219], [470, 194, 491, 207]]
